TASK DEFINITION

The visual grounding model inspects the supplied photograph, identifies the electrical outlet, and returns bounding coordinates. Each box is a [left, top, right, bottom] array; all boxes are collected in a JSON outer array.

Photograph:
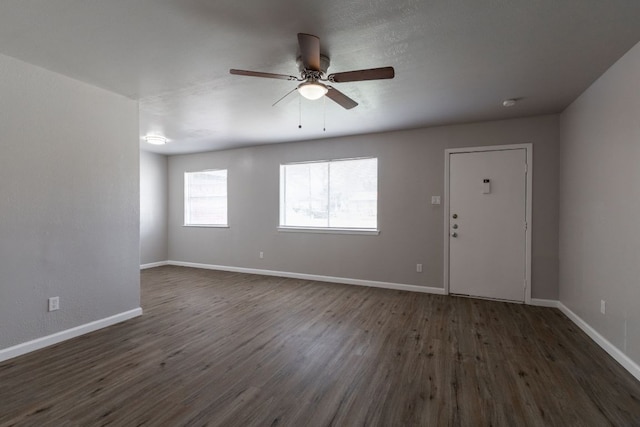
[[259, 251, 264, 259], [416, 263, 422, 273], [48, 296, 60, 312], [600, 300, 606, 315]]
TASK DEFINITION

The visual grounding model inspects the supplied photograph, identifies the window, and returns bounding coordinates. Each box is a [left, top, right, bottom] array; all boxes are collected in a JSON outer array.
[[184, 169, 228, 226], [280, 157, 378, 231]]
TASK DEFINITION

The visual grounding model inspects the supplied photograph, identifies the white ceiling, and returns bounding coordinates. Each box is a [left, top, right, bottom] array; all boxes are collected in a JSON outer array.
[[0, 1, 639, 155]]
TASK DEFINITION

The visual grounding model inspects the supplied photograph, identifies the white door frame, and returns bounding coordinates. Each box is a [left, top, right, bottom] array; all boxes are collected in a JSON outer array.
[[443, 143, 533, 304]]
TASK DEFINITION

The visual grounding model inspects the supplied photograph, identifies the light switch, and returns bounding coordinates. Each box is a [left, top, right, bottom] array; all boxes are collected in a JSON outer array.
[[482, 179, 491, 194], [431, 196, 441, 205]]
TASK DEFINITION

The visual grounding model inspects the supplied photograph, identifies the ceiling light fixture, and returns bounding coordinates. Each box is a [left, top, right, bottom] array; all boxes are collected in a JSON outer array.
[[144, 135, 168, 145], [298, 81, 328, 100], [502, 99, 517, 107]]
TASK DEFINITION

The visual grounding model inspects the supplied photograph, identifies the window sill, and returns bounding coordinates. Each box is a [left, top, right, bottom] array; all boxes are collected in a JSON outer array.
[[277, 226, 380, 235], [183, 224, 229, 228]]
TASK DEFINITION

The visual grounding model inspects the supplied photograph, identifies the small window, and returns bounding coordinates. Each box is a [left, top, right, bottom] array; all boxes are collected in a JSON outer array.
[[184, 169, 228, 226], [280, 157, 378, 231]]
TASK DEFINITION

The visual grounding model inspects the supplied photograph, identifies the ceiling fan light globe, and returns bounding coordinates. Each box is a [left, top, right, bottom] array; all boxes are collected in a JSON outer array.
[[298, 82, 328, 100]]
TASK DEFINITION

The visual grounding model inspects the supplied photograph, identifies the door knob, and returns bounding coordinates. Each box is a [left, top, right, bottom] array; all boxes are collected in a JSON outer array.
[[451, 232, 458, 238]]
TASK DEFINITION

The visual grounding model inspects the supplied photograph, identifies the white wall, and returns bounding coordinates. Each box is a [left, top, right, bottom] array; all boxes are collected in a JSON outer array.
[[168, 115, 559, 299], [0, 52, 140, 351], [140, 151, 168, 265], [559, 41, 640, 365]]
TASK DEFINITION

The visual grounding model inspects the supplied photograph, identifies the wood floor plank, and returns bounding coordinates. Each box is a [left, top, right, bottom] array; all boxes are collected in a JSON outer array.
[[1, 265, 640, 426]]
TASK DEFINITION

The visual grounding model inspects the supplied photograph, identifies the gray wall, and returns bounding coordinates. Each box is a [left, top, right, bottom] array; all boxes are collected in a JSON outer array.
[[559, 41, 640, 364], [168, 115, 559, 299], [0, 52, 140, 350], [140, 151, 168, 265]]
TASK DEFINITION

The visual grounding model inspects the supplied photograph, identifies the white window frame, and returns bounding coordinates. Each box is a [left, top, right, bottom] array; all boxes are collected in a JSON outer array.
[[184, 169, 229, 228], [278, 157, 379, 235]]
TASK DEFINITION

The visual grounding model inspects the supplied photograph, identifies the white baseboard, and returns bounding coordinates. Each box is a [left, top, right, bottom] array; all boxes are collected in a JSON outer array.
[[530, 298, 560, 308], [0, 308, 143, 363], [558, 302, 640, 382], [140, 261, 169, 270], [167, 260, 446, 295]]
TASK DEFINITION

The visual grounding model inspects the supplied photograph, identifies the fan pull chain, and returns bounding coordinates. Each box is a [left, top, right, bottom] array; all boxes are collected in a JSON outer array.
[[298, 95, 302, 129], [323, 96, 326, 132]]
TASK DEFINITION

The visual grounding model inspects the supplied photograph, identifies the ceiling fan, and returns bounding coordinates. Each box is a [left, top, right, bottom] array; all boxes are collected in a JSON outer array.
[[229, 33, 395, 110]]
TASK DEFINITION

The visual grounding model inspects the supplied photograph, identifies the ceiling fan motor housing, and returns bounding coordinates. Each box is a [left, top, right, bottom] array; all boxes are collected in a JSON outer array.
[[297, 54, 330, 77]]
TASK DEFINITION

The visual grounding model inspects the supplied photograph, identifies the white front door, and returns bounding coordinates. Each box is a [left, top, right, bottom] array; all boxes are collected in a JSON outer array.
[[448, 148, 528, 302]]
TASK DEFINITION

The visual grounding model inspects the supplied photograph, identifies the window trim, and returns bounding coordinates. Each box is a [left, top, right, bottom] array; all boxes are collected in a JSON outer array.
[[277, 226, 379, 235], [182, 224, 230, 229], [279, 157, 379, 233], [184, 168, 228, 227]]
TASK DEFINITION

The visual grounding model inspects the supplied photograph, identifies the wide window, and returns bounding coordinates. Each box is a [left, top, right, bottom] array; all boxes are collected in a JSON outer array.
[[280, 157, 378, 231], [184, 169, 228, 226]]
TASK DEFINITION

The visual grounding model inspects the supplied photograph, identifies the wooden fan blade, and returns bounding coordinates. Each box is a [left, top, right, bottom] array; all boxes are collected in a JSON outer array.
[[230, 69, 298, 81], [297, 33, 321, 71], [325, 86, 358, 110], [328, 66, 395, 83]]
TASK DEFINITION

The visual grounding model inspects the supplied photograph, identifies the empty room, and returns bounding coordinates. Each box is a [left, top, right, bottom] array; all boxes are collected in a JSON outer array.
[[1, 1, 640, 425]]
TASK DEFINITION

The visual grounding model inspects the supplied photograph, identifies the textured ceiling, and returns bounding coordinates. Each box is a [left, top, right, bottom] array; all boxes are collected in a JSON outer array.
[[0, 0, 639, 154]]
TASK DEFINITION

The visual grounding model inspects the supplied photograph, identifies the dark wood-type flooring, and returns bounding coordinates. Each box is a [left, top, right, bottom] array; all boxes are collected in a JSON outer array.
[[1, 266, 639, 426]]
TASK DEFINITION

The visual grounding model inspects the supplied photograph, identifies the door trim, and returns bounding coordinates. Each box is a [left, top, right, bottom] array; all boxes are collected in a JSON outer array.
[[443, 143, 533, 304]]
